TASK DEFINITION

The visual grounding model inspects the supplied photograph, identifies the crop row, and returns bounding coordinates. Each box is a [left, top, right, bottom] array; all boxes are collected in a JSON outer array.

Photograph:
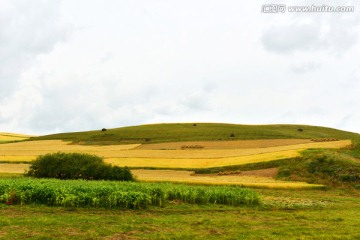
[[0, 178, 260, 209]]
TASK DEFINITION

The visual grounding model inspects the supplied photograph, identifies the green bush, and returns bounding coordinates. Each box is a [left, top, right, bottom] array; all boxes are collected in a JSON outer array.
[[26, 152, 134, 181], [277, 150, 360, 188]]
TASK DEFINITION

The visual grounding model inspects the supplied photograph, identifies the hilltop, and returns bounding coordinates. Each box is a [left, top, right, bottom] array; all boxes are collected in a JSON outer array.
[[33, 123, 360, 145]]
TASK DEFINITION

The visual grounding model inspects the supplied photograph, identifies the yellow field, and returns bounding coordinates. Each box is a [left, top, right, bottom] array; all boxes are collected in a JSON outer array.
[[105, 149, 301, 168], [136, 139, 313, 150], [0, 138, 351, 189], [0, 164, 323, 189], [0, 139, 351, 161], [132, 169, 324, 189], [0, 132, 33, 142], [0, 140, 352, 169], [0, 163, 29, 174]]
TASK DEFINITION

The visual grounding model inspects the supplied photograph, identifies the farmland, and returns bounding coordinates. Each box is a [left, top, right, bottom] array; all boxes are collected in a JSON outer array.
[[0, 138, 351, 163], [0, 123, 360, 239], [0, 182, 359, 239], [0, 137, 352, 188], [0, 178, 260, 208]]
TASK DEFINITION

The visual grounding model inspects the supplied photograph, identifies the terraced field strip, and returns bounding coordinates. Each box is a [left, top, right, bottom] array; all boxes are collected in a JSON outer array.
[[0, 140, 351, 163], [0, 140, 141, 162], [136, 139, 313, 150], [132, 169, 324, 189], [106, 149, 301, 168]]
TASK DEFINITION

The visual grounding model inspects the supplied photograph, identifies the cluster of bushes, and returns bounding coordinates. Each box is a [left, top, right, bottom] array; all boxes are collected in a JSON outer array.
[[277, 150, 360, 188], [26, 152, 134, 181]]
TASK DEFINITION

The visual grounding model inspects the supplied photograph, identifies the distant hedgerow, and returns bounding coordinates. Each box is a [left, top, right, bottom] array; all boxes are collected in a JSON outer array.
[[27, 152, 134, 181]]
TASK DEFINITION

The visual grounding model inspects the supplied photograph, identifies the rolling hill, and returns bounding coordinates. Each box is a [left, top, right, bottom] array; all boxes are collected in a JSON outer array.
[[33, 123, 360, 145]]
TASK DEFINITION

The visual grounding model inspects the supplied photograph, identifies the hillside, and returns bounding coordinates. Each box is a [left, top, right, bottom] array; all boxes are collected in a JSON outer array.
[[33, 123, 360, 145]]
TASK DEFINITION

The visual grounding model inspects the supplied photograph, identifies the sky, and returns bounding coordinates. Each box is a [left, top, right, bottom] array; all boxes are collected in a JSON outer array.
[[0, 0, 359, 135]]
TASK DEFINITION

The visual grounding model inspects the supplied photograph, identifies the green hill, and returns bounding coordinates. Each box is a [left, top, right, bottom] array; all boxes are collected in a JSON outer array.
[[33, 123, 360, 145]]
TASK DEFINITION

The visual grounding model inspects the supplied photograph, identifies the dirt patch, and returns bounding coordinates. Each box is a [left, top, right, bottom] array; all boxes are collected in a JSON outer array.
[[0, 231, 7, 238]]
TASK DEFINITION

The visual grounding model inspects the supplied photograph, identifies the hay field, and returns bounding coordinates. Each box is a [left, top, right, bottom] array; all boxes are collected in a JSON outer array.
[[0, 139, 351, 160], [0, 140, 141, 161], [105, 150, 301, 168], [0, 140, 352, 168], [132, 169, 324, 189], [136, 139, 313, 150]]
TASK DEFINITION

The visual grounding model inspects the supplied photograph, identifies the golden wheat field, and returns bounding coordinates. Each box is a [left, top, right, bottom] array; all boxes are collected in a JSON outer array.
[[0, 163, 29, 174], [0, 164, 323, 189], [136, 139, 313, 150], [0, 139, 351, 163], [131, 169, 324, 189], [105, 149, 302, 168], [0, 132, 32, 142]]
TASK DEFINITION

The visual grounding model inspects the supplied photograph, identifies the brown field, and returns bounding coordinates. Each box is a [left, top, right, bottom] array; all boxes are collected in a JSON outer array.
[[136, 139, 313, 150], [131, 169, 324, 189]]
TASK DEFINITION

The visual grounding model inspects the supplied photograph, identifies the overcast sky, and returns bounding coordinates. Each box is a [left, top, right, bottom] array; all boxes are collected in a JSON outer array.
[[1, 0, 359, 135]]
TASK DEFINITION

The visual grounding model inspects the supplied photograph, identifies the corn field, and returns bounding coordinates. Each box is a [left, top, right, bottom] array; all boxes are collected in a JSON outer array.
[[0, 178, 260, 209]]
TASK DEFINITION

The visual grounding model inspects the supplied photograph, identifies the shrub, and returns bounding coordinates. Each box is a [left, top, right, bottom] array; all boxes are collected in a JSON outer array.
[[277, 150, 360, 188], [26, 152, 134, 181]]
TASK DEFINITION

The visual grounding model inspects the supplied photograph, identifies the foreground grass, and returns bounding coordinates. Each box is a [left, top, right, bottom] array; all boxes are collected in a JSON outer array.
[[0, 188, 359, 239]]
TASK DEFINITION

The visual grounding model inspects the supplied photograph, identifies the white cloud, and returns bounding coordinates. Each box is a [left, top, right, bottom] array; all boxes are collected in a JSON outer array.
[[0, 1, 360, 134]]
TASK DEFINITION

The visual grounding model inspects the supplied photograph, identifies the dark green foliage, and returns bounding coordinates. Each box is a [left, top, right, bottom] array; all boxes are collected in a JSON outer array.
[[26, 152, 134, 181], [0, 178, 260, 208], [277, 150, 360, 187]]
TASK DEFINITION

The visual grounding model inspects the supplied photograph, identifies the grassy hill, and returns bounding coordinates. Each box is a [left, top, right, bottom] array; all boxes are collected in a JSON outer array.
[[33, 123, 360, 145]]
